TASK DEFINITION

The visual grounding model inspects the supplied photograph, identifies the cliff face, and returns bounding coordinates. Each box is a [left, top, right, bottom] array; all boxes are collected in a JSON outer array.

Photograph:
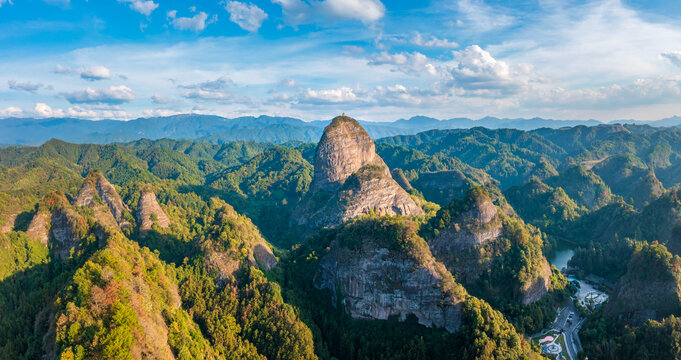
[[299, 116, 423, 228], [314, 217, 465, 333], [137, 190, 170, 236], [75, 171, 130, 229]]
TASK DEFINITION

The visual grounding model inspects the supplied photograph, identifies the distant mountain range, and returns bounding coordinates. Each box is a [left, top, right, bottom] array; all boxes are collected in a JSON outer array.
[[1, 113, 680, 145]]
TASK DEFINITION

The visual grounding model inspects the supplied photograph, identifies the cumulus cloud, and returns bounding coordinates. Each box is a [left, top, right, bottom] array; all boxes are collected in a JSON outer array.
[[224, 1, 268, 32], [411, 33, 458, 48], [53, 65, 112, 81], [179, 76, 234, 91], [80, 66, 111, 81], [8, 80, 44, 93], [0, 106, 22, 117], [63, 85, 136, 105], [272, 0, 385, 26], [169, 11, 216, 32], [662, 51, 681, 68], [118, 0, 159, 16], [369, 51, 437, 75], [444, 45, 538, 97]]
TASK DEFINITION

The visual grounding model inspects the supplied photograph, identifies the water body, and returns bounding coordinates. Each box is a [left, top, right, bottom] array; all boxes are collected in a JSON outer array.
[[549, 248, 574, 271]]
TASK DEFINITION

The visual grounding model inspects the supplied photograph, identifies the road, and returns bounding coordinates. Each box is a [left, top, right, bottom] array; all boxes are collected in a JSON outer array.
[[551, 303, 583, 360]]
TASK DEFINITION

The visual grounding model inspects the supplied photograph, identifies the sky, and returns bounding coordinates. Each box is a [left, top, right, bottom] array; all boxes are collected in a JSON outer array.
[[0, 0, 680, 122]]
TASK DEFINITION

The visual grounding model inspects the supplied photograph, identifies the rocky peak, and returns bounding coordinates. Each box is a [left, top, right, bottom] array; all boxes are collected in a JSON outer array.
[[137, 189, 170, 236], [298, 116, 424, 228], [312, 116, 390, 191], [75, 171, 130, 229]]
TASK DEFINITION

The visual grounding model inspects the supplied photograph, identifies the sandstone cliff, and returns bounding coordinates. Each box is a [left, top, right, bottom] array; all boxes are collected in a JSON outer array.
[[298, 116, 423, 228], [137, 189, 170, 236], [75, 171, 130, 229], [426, 188, 551, 304], [314, 216, 465, 333]]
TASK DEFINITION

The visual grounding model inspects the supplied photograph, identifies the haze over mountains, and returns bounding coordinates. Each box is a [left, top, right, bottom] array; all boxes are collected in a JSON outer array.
[[3, 114, 681, 146]]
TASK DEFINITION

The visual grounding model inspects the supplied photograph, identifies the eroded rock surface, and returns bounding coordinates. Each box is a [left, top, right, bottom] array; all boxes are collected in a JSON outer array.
[[75, 171, 130, 229], [137, 190, 170, 235], [26, 193, 87, 259], [299, 116, 423, 228], [314, 218, 465, 333]]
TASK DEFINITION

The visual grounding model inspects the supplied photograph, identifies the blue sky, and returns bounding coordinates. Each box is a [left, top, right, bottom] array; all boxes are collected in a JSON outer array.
[[0, 0, 680, 121]]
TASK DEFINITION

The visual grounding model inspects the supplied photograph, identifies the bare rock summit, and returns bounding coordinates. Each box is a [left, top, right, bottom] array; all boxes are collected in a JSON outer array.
[[298, 116, 423, 228], [75, 170, 130, 229], [137, 189, 171, 236]]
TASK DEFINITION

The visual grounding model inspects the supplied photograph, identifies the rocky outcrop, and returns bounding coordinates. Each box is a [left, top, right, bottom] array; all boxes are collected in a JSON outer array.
[[298, 116, 424, 228], [312, 116, 390, 192], [26, 210, 51, 245], [0, 210, 18, 234], [391, 168, 412, 191], [314, 217, 465, 333], [137, 190, 170, 236], [75, 171, 130, 229], [26, 193, 87, 259]]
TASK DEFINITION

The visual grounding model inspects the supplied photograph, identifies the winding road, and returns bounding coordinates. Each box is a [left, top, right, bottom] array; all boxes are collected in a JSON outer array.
[[551, 303, 584, 360]]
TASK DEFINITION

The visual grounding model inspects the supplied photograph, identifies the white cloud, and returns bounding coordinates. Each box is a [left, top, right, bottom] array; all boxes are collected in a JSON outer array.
[[319, 0, 384, 24], [273, 0, 385, 26], [456, 0, 514, 32], [53, 65, 112, 81], [444, 45, 537, 97], [224, 1, 268, 32], [170, 12, 216, 32], [118, 0, 159, 16], [8, 80, 44, 93], [63, 85, 136, 105], [0, 106, 22, 117], [300, 86, 370, 104], [80, 66, 111, 81], [662, 51, 681, 68], [33, 102, 64, 117], [369, 51, 437, 75], [374, 84, 426, 105], [141, 108, 182, 117], [411, 33, 458, 48], [0, 0, 12, 7]]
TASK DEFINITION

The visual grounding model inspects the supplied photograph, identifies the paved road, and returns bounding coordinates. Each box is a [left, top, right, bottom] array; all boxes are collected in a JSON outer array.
[[552, 303, 583, 360]]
